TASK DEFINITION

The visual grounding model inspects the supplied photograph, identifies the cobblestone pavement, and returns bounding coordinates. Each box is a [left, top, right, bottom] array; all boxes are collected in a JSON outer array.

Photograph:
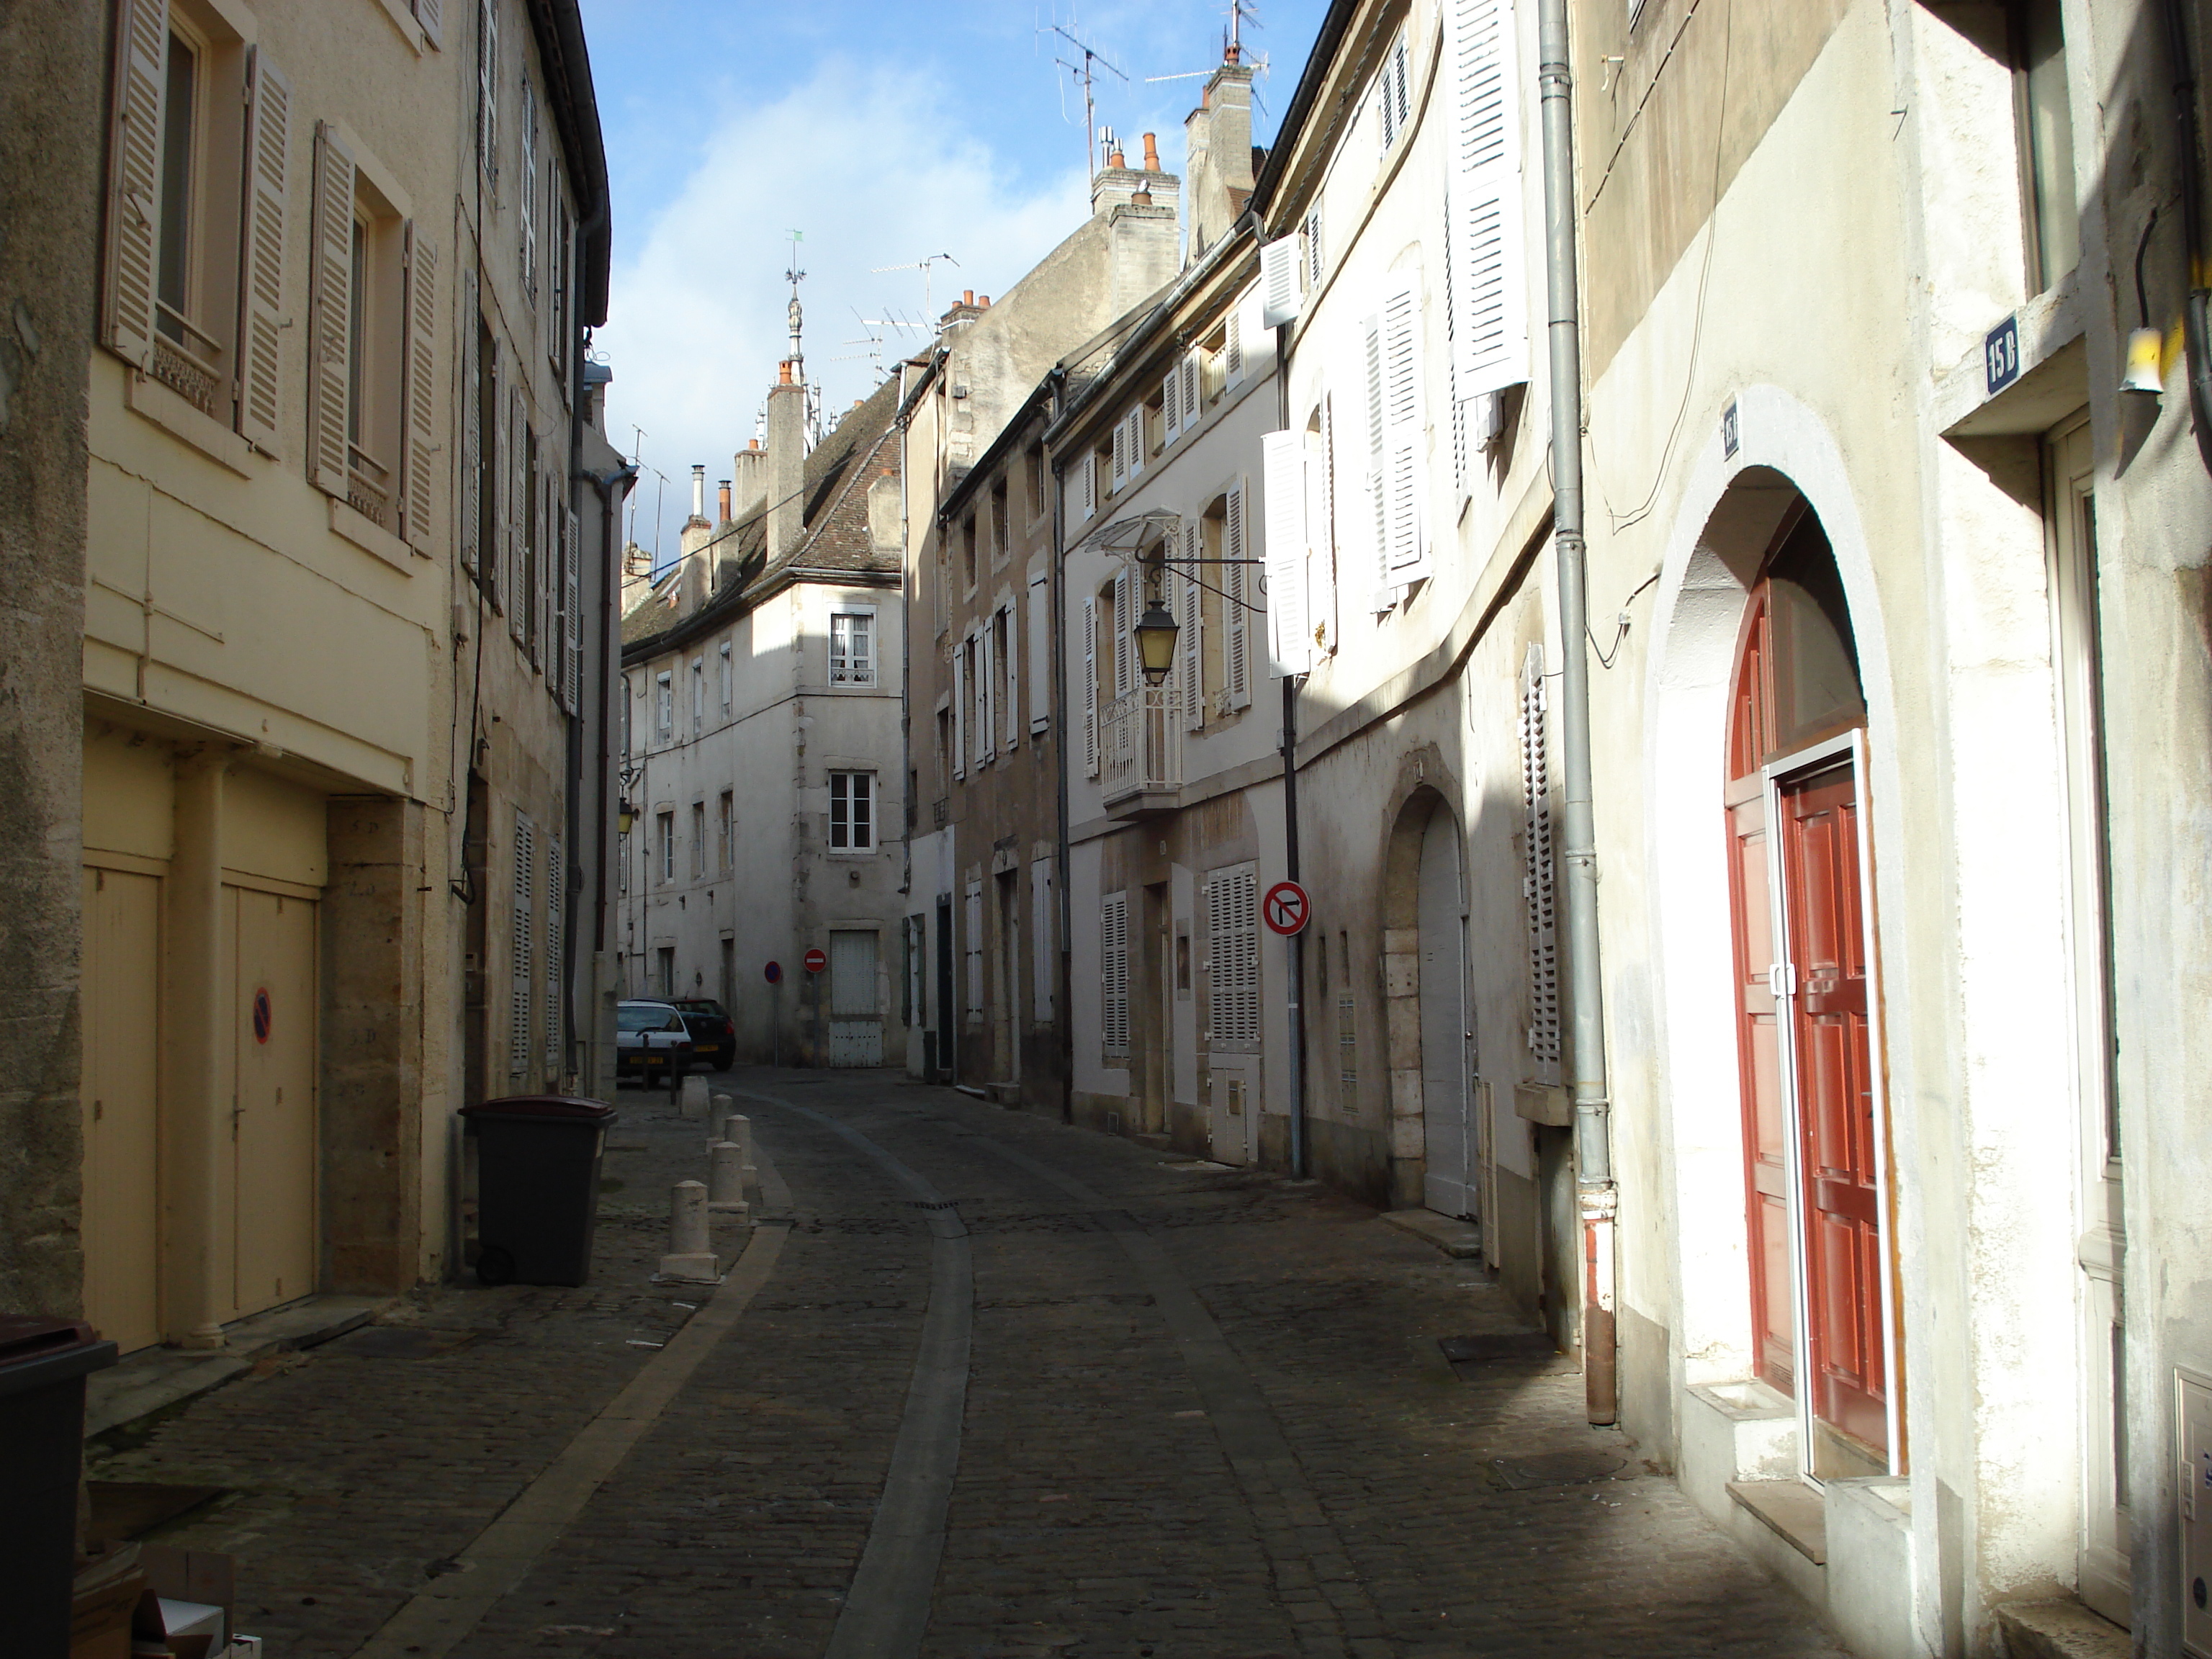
[[92, 1069, 1848, 1658]]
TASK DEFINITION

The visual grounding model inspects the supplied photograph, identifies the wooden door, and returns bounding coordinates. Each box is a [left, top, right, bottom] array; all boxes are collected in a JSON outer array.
[[827, 930, 882, 1066], [82, 866, 163, 1354], [1779, 763, 1887, 1460], [1418, 808, 1473, 1218], [231, 886, 318, 1317], [1727, 787, 1795, 1393]]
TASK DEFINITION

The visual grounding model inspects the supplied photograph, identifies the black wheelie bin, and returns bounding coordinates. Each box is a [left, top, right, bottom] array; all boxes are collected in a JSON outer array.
[[461, 1095, 619, 1287], [0, 1316, 118, 1656]]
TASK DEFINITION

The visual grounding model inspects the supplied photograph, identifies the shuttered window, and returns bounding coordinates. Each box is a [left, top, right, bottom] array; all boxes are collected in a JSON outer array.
[[830, 608, 876, 685], [966, 882, 986, 1020], [1204, 864, 1260, 1047], [519, 76, 537, 302], [477, 0, 498, 182], [952, 641, 968, 781], [829, 771, 873, 851], [1026, 573, 1051, 734], [1081, 595, 1100, 778], [1111, 565, 1133, 701], [1360, 274, 1428, 607], [544, 832, 562, 1075], [1031, 857, 1056, 1019], [1445, 0, 1529, 403], [1181, 518, 1205, 732], [403, 225, 438, 549], [510, 813, 534, 1078], [1262, 429, 1310, 677], [1261, 236, 1301, 327], [1100, 892, 1129, 1057], [1303, 205, 1326, 291], [238, 49, 291, 453], [1376, 28, 1412, 153], [307, 123, 356, 500], [103, 0, 167, 375], [411, 0, 444, 48], [562, 503, 581, 711], [1226, 303, 1245, 384], [1223, 482, 1251, 709], [1520, 644, 1561, 1064], [508, 390, 527, 642]]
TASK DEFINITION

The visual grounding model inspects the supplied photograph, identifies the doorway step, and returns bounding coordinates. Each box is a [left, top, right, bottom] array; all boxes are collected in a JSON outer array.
[[1992, 1601, 2128, 1659], [1377, 1208, 1483, 1259], [83, 1295, 389, 1440]]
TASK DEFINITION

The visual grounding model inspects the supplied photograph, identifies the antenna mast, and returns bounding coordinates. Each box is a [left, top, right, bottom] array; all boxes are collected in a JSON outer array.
[[1051, 23, 1127, 179]]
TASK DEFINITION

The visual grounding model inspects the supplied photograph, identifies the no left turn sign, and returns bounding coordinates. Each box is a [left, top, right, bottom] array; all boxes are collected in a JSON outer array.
[[1262, 880, 1310, 937]]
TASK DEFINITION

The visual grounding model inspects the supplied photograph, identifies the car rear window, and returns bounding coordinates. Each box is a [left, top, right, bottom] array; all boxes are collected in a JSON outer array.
[[617, 1005, 674, 1032]]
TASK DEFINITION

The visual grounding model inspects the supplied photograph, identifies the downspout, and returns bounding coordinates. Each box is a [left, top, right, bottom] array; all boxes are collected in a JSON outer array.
[[1274, 300, 1308, 1181], [1538, 0, 1617, 1427], [1048, 368, 1075, 1125], [2162, 0, 2212, 477], [583, 461, 637, 1098]]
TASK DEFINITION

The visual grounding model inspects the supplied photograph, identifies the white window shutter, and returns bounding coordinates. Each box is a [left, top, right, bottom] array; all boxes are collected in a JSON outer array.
[[1027, 573, 1051, 734], [1447, 0, 1529, 400], [403, 225, 439, 549], [1002, 606, 1020, 747], [1262, 430, 1311, 677], [1182, 352, 1201, 428], [238, 50, 291, 454], [952, 644, 967, 780], [1304, 205, 1326, 290], [103, 0, 167, 372], [1380, 274, 1429, 583], [1520, 642, 1560, 1064], [1081, 595, 1099, 777], [460, 271, 480, 573], [1163, 372, 1182, 444], [309, 123, 358, 498], [1112, 565, 1132, 698], [1226, 307, 1245, 385], [1124, 408, 1144, 478], [1181, 518, 1205, 731], [1261, 236, 1302, 327], [1359, 308, 1393, 611], [563, 505, 581, 712], [1224, 483, 1251, 709], [1079, 451, 1097, 519], [980, 627, 996, 763], [509, 387, 527, 642], [413, 0, 444, 48], [1110, 416, 1128, 492]]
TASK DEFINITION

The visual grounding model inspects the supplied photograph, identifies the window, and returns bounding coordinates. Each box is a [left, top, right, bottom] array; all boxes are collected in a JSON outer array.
[[993, 607, 1016, 748], [656, 945, 675, 999], [1030, 858, 1056, 1019], [830, 608, 876, 685], [657, 810, 675, 883], [1444, 0, 1530, 407], [961, 515, 978, 591], [619, 830, 629, 893], [518, 73, 537, 302], [104, 4, 290, 454], [2012, 0, 2079, 290], [1110, 407, 1143, 491], [1361, 272, 1428, 603], [691, 801, 706, 876], [1027, 572, 1051, 736], [1100, 891, 1129, 1057], [990, 477, 1010, 561], [1303, 204, 1326, 292], [1024, 443, 1046, 521], [1376, 28, 1411, 153], [1338, 930, 1359, 1115], [719, 640, 733, 710], [691, 657, 704, 733], [935, 705, 953, 793], [656, 670, 673, 737], [305, 123, 430, 541], [477, 0, 498, 183], [718, 791, 734, 872], [1205, 863, 1260, 1046], [829, 771, 874, 851]]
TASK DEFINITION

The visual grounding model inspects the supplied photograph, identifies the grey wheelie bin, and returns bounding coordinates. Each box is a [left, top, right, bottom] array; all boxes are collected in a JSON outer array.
[[1, 1315, 118, 1656], [461, 1095, 619, 1287]]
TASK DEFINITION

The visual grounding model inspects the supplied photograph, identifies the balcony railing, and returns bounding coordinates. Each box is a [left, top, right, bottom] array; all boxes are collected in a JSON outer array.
[[153, 305, 224, 418], [1100, 683, 1182, 814], [347, 442, 396, 531]]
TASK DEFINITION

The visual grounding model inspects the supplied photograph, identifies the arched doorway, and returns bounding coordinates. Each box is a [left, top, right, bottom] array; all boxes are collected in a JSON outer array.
[[1723, 501, 1894, 1480]]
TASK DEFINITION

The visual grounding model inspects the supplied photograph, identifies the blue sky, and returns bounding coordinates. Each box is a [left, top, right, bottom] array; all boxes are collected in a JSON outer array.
[[575, 0, 1327, 562]]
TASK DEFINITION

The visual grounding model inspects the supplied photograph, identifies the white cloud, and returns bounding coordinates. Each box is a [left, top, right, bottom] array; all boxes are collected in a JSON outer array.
[[595, 56, 1090, 562]]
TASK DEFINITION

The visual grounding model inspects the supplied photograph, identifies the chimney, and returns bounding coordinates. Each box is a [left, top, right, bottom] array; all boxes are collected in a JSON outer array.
[[730, 439, 765, 521], [1184, 61, 1255, 259], [687, 464, 707, 525], [765, 369, 805, 564], [1142, 132, 1160, 171], [717, 480, 732, 523]]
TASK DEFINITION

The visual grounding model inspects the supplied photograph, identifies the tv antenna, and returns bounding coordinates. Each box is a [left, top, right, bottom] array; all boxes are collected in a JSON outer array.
[[1049, 22, 1127, 179], [868, 253, 959, 320]]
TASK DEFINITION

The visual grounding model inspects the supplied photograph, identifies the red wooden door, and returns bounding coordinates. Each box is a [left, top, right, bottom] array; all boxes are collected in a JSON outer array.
[[1779, 763, 1887, 1458], [1727, 787, 1795, 1393]]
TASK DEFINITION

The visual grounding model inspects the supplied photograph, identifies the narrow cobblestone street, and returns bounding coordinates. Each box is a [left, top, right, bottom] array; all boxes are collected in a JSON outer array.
[[91, 1072, 1845, 1658]]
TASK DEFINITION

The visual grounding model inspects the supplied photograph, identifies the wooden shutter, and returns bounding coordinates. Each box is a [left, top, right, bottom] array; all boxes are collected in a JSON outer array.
[[509, 389, 527, 642], [1101, 893, 1128, 1053], [413, 0, 444, 48], [308, 123, 356, 497], [1206, 865, 1260, 1045], [1026, 572, 1050, 734], [1123, 408, 1144, 479], [1031, 858, 1056, 1019], [1002, 607, 1019, 746], [1360, 308, 1393, 611], [1447, 0, 1527, 399], [979, 626, 996, 764], [1310, 408, 1339, 655], [1082, 595, 1099, 777], [1181, 352, 1201, 428], [1305, 205, 1326, 289], [1226, 307, 1244, 385], [1162, 369, 1182, 444], [477, 0, 498, 176], [236, 50, 291, 453], [1110, 414, 1128, 493], [1181, 518, 1204, 732], [460, 275, 480, 574], [1380, 273, 1428, 584], [1223, 483, 1250, 709], [103, 0, 167, 372], [543, 832, 562, 1073], [564, 504, 581, 712], [1519, 643, 1560, 1063], [952, 642, 966, 779], [403, 225, 438, 549], [1111, 565, 1132, 698], [1262, 429, 1310, 677], [509, 814, 534, 1077], [1261, 236, 1300, 327]]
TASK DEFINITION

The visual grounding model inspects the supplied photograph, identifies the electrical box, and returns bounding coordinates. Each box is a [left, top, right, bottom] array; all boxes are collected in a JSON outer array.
[[2180, 1365, 2212, 1658]]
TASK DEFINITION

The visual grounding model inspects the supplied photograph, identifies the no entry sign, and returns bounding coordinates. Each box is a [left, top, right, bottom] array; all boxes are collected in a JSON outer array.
[[804, 947, 829, 974], [1262, 880, 1310, 937]]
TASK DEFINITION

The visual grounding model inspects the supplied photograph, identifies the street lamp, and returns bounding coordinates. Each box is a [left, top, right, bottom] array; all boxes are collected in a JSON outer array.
[[617, 799, 637, 835], [1133, 598, 1178, 685]]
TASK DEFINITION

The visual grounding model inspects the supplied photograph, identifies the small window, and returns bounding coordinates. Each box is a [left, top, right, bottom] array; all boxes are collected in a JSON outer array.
[[691, 657, 704, 733], [829, 771, 875, 852], [1023, 444, 1046, 521], [656, 670, 673, 737], [691, 801, 706, 876], [719, 640, 733, 710], [657, 810, 674, 881], [830, 609, 876, 685], [718, 791, 734, 873], [990, 477, 1010, 561], [656, 945, 675, 999], [2012, 0, 2080, 291], [1376, 30, 1411, 155], [961, 515, 978, 591]]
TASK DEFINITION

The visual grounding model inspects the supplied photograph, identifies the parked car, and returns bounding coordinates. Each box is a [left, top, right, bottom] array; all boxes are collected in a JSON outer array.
[[670, 999, 737, 1070], [616, 999, 694, 1089]]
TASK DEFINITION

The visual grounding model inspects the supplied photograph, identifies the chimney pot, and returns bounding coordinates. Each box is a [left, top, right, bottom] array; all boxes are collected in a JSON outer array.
[[1108, 146, 1125, 169], [778, 360, 794, 385], [690, 464, 706, 520], [963, 289, 975, 307], [717, 480, 732, 521], [1142, 132, 1160, 171], [979, 295, 991, 307]]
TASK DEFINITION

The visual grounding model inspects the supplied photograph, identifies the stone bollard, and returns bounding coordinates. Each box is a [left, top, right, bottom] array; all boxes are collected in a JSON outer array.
[[658, 1180, 719, 1281], [710, 1093, 735, 1147], [679, 1075, 710, 1120], [726, 1113, 758, 1185], [708, 1141, 750, 1220]]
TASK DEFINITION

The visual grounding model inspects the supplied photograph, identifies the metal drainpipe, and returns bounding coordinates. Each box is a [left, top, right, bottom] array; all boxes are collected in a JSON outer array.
[[583, 462, 637, 1099], [1274, 306, 1308, 1181], [1049, 369, 1076, 1125], [1538, 0, 1617, 1427]]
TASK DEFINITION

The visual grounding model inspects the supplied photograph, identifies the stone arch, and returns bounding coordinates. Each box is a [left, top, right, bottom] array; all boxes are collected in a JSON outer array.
[[1377, 745, 1466, 1211]]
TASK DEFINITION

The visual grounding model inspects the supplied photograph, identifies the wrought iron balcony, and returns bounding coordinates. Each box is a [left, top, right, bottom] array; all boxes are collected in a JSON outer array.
[[1100, 683, 1182, 817]]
